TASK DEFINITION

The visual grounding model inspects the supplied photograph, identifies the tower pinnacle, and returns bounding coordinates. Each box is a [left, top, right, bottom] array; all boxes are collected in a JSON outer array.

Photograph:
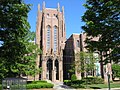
[[42, 1, 45, 10], [57, 2, 60, 12], [38, 4, 40, 11]]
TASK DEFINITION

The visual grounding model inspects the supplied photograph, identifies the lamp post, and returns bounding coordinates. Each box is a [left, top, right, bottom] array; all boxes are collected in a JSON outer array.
[[107, 72, 110, 90]]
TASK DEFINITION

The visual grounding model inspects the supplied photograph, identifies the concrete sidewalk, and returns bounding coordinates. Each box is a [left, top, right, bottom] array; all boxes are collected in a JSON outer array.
[[53, 88, 120, 90], [53, 82, 76, 90], [94, 88, 120, 90], [76, 88, 120, 90], [53, 81, 120, 90]]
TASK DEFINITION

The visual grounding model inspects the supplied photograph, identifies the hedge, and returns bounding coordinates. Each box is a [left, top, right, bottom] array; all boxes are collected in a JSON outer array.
[[71, 84, 85, 88], [31, 80, 47, 84], [27, 80, 47, 84], [82, 77, 104, 84], [27, 83, 54, 89], [71, 74, 77, 81], [64, 80, 85, 88], [64, 80, 71, 86], [64, 77, 104, 88]]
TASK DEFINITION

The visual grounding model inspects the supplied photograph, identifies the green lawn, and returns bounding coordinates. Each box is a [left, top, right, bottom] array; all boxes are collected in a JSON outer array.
[[87, 82, 120, 89]]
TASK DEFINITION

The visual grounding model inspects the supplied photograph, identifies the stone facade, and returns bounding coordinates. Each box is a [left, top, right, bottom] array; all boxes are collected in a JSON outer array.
[[36, 2, 66, 82], [64, 33, 112, 82], [63, 34, 81, 80], [35, 2, 112, 82]]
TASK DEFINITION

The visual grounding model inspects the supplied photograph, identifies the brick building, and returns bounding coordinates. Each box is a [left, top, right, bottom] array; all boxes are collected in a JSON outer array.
[[64, 33, 100, 80], [36, 2, 66, 82], [63, 34, 81, 80], [35, 2, 112, 82]]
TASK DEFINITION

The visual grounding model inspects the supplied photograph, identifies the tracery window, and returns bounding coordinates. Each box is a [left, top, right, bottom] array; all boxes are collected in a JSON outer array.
[[46, 25, 51, 50], [54, 26, 57, 52]]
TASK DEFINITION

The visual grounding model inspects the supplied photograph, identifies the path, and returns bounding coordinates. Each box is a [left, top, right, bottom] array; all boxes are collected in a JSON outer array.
[[53, 82, 76, 90], [47, 80, 120, 90]]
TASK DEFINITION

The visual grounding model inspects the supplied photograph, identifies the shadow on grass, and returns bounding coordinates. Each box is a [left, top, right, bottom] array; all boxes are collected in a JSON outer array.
[[90, 86, 101, 89]]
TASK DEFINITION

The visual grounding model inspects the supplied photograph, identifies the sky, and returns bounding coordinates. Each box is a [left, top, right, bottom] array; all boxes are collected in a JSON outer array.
[[24, 0, 86, 38]]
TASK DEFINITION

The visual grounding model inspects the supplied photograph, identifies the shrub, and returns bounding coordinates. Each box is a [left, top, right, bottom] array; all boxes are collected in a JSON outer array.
[[27, 81, 32, 84], [31, 80, 47, 84], [112, 64, 120, 79], [27, 80, 47, 84], [71, 84, 84, 88], [64, 77, 104, 88], [27, 83, 54, 89], [82, 77, 94, 84], [64, 79, 85, 88], [45, 83, 54, 88], [94, 77, 104, 84], [82, 77, 104, 84], [71, 80, 85, 85], [27, 84, 40, 89], [71, 74, 77, 81], [64, 80, 71, 86]]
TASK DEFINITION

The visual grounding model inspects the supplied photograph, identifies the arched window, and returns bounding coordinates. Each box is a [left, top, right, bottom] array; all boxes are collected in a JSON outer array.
[[46, 25, 51, 50], [54, 26, 57, 52], [47, 59, 53, 80], [76, 40, 80, 47]]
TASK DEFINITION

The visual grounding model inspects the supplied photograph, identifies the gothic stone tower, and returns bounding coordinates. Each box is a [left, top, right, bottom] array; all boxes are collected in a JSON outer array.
[[36, 2, 66, 82]]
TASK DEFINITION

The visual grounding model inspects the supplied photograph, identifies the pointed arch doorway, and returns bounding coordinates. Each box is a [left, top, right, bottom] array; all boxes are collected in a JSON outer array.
[[46, 59, 53, 80], [55, 59, 59, 80]]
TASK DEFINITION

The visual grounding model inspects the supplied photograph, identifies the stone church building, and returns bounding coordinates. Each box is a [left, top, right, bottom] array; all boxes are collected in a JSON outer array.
[[35, 2, 112, 82], [36, 2, 66, 82]]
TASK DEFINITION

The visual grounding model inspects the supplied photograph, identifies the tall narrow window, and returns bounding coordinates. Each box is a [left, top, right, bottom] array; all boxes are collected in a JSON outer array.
[[77, 40, 80, 47], [54, 26, 57, 52], [46, 25, 51, 50]]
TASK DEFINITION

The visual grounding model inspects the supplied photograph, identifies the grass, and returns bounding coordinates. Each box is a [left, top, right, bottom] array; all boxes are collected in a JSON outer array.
[[87, 82, 120, 89]]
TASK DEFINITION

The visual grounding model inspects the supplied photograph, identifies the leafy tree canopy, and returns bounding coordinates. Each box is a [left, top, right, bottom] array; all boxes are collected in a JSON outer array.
[[0, 0, 41, 79], [82, 0, 120, 63], [112, 64, 120, 78], [69, 52, 97, 78]]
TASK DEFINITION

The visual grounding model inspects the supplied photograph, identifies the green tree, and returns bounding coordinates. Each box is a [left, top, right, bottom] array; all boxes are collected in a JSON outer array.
[[82, 0, 120, 77], [71, 74, 77, 81], [24, 31, 42, 78], [75, 52, 96, 78], [11, 31, 41, 77], [112, 64, 120, 79], [0, 58, 8, 81], [0, 0, 40, 79], [82, 0, 120, 63]]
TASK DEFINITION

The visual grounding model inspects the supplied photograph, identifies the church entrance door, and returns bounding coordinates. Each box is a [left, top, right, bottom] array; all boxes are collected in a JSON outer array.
[[47, 59, 53, 80]]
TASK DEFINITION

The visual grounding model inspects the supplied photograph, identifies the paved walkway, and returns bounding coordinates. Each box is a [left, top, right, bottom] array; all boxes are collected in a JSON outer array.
[[53, 81, 120, 90], [53, 82, 76, 90], [94, 88, 120, 90]]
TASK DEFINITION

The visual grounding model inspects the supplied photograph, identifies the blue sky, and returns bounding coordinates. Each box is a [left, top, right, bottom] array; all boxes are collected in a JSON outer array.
[[24, 0, 86, 38]]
